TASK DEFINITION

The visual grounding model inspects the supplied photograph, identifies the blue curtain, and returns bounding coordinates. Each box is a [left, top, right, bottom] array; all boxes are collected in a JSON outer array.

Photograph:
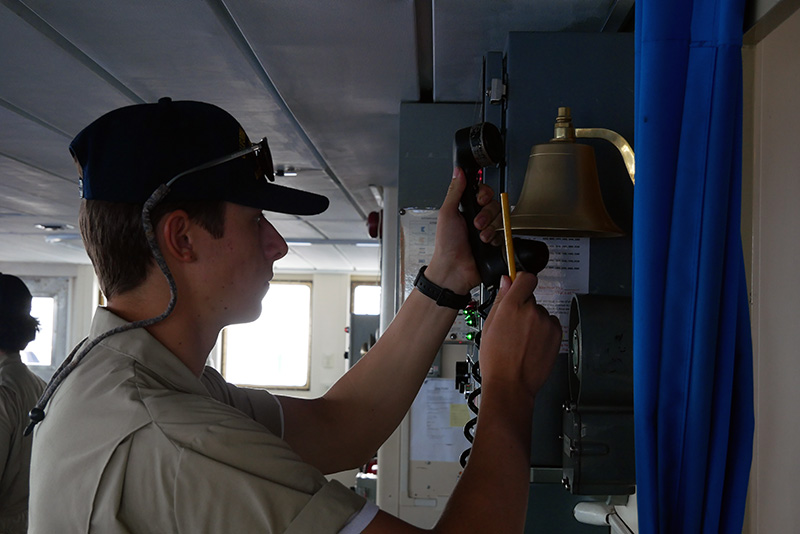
[[633, 0, 754, 532]]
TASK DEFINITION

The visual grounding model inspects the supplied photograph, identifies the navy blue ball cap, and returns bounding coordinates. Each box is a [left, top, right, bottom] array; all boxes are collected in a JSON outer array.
[[70, 98, 329, 216]]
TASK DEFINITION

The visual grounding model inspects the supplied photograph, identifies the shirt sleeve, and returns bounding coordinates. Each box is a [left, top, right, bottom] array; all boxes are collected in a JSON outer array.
[[172, 419, 368, 533], [0, 386, 18, 483], [338, 501, 380, 534], [200, 366, 284, 437]]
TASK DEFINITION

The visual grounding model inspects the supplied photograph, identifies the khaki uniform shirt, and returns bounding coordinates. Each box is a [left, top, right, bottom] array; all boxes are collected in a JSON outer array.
[[0, 351, 46, 534], [29, 308, 369, 533]]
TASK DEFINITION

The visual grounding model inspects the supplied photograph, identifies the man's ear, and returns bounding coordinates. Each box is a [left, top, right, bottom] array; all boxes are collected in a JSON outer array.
[[158, 210, 196, 263]]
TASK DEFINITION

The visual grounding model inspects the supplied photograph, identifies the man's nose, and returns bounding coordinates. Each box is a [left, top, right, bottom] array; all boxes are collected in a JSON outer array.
[[262, 218, 288, 260]]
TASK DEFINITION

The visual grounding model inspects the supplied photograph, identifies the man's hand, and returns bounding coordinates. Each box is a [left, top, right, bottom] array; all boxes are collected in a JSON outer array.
[[479, 272, 562, 398], [424, 167, 502, 294]]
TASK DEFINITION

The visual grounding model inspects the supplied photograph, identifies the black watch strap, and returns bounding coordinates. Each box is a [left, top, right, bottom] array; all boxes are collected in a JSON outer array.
[[413, 266, 471, 310]]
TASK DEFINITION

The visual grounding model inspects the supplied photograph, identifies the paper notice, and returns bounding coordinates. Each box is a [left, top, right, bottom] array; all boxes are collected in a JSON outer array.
[[410, 378, 472, 463]]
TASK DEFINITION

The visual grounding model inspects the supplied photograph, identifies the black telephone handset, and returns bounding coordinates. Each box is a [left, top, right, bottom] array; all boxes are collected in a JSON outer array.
[[453, 124, 550, 469], [453, 123, 549, 290]]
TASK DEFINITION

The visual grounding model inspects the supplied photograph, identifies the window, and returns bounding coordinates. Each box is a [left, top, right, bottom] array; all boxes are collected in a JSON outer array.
[[352, 283, 381, 315], [222, 282, 311, 389], [22, 297, 55, 366], [19, 276, 70, 382], [348, 282, 381, 369]]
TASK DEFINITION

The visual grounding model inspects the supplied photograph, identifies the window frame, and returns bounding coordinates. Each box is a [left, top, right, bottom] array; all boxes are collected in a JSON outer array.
[[18, 275, 70, 382], [221, 280, 313, 390], [350, 279, 381, 315]]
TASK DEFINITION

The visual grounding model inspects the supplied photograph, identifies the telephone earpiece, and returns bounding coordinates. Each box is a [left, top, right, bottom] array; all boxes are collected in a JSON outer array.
[[453, 123, 549, 289]]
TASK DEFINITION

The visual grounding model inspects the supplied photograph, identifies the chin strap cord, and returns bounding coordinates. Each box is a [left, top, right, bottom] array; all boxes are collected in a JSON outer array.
[[25, 185, 178, 436]]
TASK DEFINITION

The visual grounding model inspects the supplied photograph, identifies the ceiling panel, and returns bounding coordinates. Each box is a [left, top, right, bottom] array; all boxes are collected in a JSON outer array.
[[0, 233, 87, 263], [277, 243, 380, 274], [20, 0, 319, 167], [287, 244, 357, 272], [0, 107, 75, 181], [276, 248, 315, 271], [227, 0, 419, 209], [269, 219, 327, 241], [0, 158, 77, 217], [337, 244, 382, 272], [0, 0, 634, 272], [308, 219, 374, 241], [0, 5, 135, 134]]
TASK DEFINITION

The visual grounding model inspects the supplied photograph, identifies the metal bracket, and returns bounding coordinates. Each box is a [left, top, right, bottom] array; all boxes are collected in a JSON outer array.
[[487, 78, 506, 104]]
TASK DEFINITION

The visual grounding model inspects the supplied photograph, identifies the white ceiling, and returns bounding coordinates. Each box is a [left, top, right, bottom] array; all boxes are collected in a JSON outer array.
[[0, 0, 633, 273]]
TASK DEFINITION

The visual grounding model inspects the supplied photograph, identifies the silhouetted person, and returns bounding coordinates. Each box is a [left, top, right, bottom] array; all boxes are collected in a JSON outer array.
[[0, 274, 46, 533]]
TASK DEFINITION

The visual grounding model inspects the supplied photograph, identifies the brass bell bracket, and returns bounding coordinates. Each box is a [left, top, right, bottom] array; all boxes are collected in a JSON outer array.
[[553, 107, 636, 185]]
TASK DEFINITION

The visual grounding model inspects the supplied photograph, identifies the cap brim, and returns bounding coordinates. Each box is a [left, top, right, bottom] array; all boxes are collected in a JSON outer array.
[[227, 182, 330, 216]]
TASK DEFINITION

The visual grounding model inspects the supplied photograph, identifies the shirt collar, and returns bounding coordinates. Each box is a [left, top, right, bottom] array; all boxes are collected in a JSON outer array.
[[0, 351, 22, 363], [89, 307, 210, 397]]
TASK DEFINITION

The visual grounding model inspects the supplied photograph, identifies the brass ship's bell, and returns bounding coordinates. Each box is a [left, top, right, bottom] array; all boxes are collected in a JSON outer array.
[[509, 107, 635, 237]]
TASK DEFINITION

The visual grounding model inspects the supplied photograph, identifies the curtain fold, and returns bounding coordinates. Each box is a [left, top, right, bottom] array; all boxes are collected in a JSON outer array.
[[633, 1, 754, 532]]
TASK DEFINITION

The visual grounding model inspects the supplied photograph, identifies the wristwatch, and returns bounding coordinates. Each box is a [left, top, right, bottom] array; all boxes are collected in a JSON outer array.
[[413, 266, 472, 310]]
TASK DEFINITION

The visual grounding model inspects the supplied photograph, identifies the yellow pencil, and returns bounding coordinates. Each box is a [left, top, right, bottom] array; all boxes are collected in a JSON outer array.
[[500, 192, 516, 281]]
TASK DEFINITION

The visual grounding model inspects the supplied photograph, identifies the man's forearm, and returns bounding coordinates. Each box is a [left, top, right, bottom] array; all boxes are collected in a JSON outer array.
[[324, 289, 460, 450], [280, 287, 461, 473]]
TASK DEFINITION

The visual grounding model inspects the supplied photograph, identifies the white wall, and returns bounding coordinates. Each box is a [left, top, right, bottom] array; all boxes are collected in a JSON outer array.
[[742, 5, 800, 532]]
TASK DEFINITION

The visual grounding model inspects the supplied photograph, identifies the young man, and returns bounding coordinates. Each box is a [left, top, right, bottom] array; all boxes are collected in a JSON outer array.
[[28, 98, 561, 533], [0, 274, 47, 533]]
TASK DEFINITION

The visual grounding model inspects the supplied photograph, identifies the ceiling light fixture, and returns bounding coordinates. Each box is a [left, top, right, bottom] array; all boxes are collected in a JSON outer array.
[[285, 240, 381, 248], [275, 167, 298, 177], [35, 223, 75, 231]]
